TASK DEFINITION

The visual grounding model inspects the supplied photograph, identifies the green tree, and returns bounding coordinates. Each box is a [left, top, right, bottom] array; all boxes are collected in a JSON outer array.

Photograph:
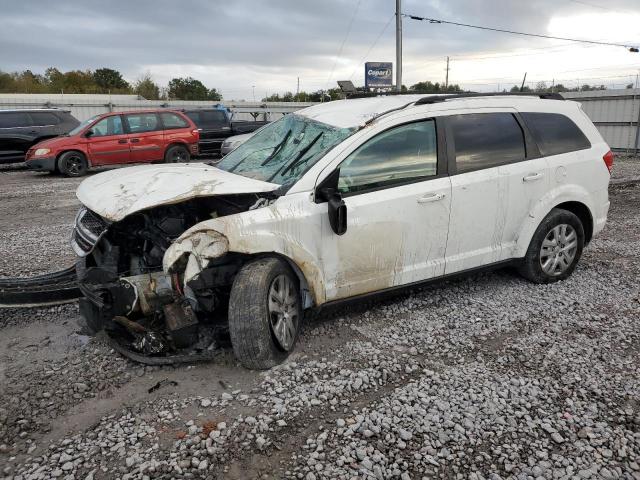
[[208, 88, 222, 101], [410, 81, 461, 93], [0, 70, 16, 92], [510, 85, 533, 92], [93, 68, 130, 92], [133, 73, 160, 99], [168, 77, 214, 100]]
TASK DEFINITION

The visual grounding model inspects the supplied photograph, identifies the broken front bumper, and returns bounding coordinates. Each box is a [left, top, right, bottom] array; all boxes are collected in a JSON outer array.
[[77, 258, 214, 361]]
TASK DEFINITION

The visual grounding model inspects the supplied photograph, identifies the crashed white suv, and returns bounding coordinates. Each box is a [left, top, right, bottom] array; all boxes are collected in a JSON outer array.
[[72, 93, 612, 369]]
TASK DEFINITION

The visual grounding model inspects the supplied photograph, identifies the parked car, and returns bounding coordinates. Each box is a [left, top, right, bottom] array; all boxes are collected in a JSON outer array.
[[220, 131, 255, 156], [181, 107, 267, 156], [71, 93, 612, 369], [25, 109, 199, 176], [0, 109, 79, 164]]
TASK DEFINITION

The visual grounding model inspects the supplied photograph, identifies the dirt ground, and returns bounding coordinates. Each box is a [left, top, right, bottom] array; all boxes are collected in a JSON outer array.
[[0, 158, 639, 479]]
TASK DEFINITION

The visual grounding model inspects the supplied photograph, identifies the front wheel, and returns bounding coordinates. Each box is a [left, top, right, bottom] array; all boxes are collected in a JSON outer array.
[[164, 145, 190, 163], [58, 151, 88, 177], [518, 208, 585, 284], [228, 258, 301, 369]]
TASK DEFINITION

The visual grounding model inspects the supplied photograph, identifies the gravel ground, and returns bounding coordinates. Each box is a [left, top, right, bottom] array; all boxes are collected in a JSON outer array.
[[0, 159, 639, 479]]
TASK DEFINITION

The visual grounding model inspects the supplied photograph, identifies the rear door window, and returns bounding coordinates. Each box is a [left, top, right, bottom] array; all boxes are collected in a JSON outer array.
[[450, 113, 526, 173], [521, 112, 591, 156], [125, 113, 161, 133], [160, 112, 189, 129], [0, 112, 32, 128], [29, 112, 61, 126]]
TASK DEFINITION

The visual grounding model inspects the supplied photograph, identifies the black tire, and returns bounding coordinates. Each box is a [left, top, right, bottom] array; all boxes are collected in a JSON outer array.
[[164, 144, 190, 163], [228, 258, 302, 370], [518, 208, 585, 284], [58, 151, 88, 177]]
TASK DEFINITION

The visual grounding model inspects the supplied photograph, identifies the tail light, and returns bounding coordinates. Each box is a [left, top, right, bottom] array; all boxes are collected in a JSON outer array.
[[603, 150, 614, 173]]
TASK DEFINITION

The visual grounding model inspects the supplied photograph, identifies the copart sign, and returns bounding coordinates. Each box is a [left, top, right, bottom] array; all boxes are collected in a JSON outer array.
[[365, 62, 393, 88]]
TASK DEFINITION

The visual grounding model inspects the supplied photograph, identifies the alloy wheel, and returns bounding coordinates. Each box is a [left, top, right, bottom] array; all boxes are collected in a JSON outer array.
[[65, 155, 84, 175], [540, 223, 578, 276], [267, 274, 298, 351]]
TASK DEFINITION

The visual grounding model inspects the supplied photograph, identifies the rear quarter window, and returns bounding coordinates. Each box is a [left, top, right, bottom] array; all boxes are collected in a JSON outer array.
[[29, 112, 61, 126], [521, 112, 591, 157], [160, 112, 190, 129]]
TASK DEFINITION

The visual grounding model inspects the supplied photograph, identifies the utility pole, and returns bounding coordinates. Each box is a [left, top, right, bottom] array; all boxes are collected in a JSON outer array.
[[395, 0, 402, 92], [520, 72, 527, 92], [296, 77, 300, 100], [445, 56, 449, 89]]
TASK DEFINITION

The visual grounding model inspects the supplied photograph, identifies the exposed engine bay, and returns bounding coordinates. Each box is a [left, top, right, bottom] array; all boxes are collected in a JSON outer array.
[[75, 194, 273, 363]]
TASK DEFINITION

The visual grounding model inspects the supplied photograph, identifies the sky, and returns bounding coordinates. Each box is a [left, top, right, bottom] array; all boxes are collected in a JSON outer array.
[[1, 0, 639, 100]]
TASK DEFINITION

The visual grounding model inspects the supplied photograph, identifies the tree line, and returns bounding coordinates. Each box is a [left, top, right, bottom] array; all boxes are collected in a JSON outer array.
[[509, 81, 635, 93], [262, 80, 463, 102], [0, 67, 222, 101]]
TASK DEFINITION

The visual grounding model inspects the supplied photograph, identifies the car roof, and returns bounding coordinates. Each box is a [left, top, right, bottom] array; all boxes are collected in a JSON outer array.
[[297, 94, 574, 129], [0, 108, 71, 113], [99, 109, 186, 116]]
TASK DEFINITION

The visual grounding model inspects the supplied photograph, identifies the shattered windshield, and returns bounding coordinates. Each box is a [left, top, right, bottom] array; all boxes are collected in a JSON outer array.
[[216, 114, 355, 187]]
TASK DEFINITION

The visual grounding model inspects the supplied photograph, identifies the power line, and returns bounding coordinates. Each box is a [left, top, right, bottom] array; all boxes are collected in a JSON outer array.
[[403, 13, 639, 50], [349, 13, 395, 80], [325, 0, 362, 90]]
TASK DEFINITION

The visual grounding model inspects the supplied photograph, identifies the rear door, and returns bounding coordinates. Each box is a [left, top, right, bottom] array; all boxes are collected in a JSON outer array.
[[498, 113, 550, 258], [444, 111, 538, 273], [86, 115, 130, 166], [124, 112, 165, 163]]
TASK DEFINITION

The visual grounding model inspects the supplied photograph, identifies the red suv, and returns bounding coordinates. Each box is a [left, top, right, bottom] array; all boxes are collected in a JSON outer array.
[[25, 109, 199, 177]]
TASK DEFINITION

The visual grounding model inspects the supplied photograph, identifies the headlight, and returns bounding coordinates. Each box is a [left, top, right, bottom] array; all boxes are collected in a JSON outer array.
[[34, 148, 51, 156]]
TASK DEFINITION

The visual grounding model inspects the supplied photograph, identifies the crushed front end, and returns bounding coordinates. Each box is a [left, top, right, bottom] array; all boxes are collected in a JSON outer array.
[[72, 196, 261, 363]]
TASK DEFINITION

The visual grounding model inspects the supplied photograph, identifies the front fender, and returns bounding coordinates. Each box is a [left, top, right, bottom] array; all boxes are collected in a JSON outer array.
[[164, 193, 326, 305], [513, 183, 595, 257]]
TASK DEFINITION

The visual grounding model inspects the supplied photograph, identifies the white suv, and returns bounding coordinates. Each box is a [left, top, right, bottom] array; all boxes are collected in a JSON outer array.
[[72, 93, 612, 369]]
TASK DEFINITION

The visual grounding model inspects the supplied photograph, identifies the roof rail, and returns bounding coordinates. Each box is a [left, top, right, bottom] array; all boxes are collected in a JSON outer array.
[[414, 92, 564, 105]]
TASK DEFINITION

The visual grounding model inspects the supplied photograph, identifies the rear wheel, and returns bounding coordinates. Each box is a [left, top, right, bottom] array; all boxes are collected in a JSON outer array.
[[518, 208, 584, 283], [58, 151, 88, 177], [228, 258, 301, 369], [164, 145, 190, 163]]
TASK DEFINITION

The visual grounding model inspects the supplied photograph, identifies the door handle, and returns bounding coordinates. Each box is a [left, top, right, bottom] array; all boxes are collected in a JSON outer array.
[[417, 193, 446, 204], [118, 139, 128, 144], [130, 138, 140, 143], [523, 172, 544, 182]]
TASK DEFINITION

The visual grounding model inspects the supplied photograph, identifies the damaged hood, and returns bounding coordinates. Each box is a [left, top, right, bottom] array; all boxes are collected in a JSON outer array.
[[76, 163, 279, 222]]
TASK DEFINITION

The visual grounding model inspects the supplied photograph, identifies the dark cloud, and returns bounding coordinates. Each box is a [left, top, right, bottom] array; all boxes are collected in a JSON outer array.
[[1, 0, 638, 98]]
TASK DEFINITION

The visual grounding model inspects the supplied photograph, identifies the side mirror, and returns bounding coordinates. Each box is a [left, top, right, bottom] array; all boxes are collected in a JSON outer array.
[[327, 189, 347, 235], [85, 129, 94, 138], [315, 168, 347, 235]]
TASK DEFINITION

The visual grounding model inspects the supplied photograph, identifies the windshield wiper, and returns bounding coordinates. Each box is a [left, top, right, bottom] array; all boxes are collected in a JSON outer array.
[[260, 129, 292, 166], [271, 132, 324, 180]]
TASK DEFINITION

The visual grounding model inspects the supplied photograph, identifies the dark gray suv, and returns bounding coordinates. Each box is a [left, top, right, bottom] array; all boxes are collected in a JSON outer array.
[[0, 109, 79, 164]]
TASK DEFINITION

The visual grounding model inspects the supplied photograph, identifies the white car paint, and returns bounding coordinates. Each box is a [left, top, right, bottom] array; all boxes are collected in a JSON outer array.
[[76, 163, 279, 222], [81, 94, 612, 308]]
